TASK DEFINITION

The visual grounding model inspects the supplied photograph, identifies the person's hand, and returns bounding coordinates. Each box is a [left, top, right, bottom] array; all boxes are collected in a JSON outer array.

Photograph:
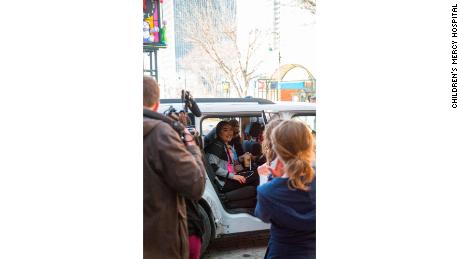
[[257, 163, 271, 176], [233, 175, 246, 184], [183, 128, 196, 146], [234, 164, 244, 173]]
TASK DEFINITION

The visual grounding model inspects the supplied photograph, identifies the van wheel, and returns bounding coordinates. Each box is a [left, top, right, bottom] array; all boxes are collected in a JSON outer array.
[[198, 203, 213, 256]]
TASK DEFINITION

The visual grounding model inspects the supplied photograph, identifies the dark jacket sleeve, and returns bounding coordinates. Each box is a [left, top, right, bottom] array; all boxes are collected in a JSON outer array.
[[151, 122, 206, 201]]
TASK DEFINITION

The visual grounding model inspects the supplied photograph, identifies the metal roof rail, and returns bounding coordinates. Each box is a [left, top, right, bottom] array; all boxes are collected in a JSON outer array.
[[160, 98, 275, 105]]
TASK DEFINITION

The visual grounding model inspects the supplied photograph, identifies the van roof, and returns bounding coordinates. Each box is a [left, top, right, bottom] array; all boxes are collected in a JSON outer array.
[[158, 98, 315, 115]]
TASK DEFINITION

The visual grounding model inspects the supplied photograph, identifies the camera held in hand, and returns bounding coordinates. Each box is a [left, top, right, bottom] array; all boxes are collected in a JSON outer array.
[[162, 91, 202, 147]]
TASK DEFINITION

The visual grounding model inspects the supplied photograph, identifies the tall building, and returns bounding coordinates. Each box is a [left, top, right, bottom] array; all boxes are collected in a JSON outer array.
[[155, 0, 238, 97], [170, 0, 237, 97], [173, 0, 236, 71], [278, 0, 316, 75], [273, 0, 281, 53]]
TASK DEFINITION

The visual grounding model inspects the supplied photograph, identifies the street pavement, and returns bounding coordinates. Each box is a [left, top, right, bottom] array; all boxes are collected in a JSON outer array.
[[202, 246, 266, 259], [202, 231, 269, 259]]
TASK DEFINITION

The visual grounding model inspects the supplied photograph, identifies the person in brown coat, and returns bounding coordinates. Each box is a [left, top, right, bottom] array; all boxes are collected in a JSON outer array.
[[143, 76, 206, 259]]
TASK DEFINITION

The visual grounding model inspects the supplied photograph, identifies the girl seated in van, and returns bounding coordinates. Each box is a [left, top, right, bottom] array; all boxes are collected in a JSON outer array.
[[205, 120, 259, 193]]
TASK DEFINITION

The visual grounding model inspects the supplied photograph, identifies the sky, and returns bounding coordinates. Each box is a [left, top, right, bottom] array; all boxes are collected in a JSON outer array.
[[237, 0, 316, 79]]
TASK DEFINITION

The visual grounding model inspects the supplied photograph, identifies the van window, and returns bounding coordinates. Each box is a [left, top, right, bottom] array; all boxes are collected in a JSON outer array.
[[202, 117, 223, 136], [201, 115, 263, 146], [265, 112, 280, 122], [292, 115, 316, 132]]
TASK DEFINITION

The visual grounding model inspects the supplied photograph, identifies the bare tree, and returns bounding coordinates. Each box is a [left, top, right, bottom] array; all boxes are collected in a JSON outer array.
[[180, 46, 224, 97], [284, 0, 316, 14], [178, 1, 268, 97], [297, 0, 316, 13]]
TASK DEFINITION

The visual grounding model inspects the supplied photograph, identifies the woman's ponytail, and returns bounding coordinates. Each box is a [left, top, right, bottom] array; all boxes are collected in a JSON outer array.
[[285, 156, 314, 190], [271, 120, 315, 191]]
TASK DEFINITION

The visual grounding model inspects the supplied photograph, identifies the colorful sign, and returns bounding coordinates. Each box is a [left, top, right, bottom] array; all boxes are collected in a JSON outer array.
[[279, 81, 305, 89], [143, 0, 161, 43]]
